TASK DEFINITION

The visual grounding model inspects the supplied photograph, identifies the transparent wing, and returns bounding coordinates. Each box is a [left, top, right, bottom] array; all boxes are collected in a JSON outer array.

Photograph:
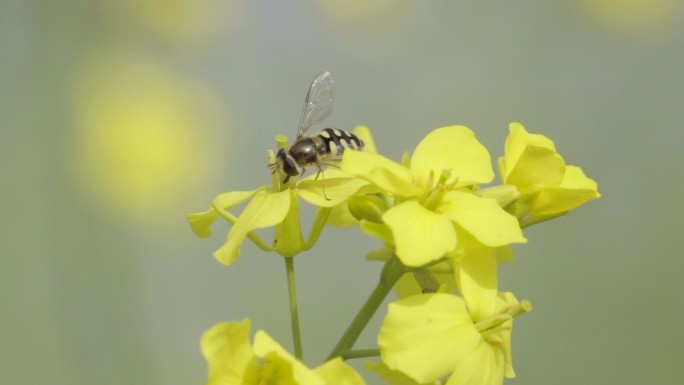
[[297, 71, 335, 138]]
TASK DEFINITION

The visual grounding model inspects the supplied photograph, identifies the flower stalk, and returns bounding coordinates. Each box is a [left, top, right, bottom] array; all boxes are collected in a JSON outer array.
[[284, 257, 304, 360], [327, 254, 405, 361]]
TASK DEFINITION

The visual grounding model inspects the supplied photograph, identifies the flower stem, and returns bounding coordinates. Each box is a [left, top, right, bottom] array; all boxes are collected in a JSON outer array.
[[326, 255, 405, 361], [340, 348, 380, 360], [284, 257, 304, 360]]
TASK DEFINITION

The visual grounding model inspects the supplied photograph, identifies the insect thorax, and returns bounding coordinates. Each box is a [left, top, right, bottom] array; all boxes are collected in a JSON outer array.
[[288, 137, 326, 167]]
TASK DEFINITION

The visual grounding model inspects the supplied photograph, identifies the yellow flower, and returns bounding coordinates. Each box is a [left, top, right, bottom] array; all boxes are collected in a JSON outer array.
[[201, 319, 366, 385], [188, 126, 375, 265], [377, 226, 531, 385], [342, 126, 526, 267], [378, 291, 530, 385], [498, 123, 600, 224], [189, 187, 291, 265]]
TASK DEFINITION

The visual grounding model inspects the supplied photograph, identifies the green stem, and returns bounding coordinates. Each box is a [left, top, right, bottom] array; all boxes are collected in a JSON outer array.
[[284, 257, 303, 360], [339, 349, 380, 360], [326, 255, 405, 361]]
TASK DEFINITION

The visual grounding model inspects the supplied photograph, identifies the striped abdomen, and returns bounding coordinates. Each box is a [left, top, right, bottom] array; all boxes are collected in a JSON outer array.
[[316, 128, 364, 158]]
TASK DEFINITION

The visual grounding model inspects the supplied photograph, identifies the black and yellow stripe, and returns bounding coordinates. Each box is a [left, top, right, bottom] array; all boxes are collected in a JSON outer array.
[[318, 128, 364, 157]]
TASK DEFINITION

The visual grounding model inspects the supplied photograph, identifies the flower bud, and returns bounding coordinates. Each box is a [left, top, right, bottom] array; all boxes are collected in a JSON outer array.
[[476, 184, 521, 209], [348, 194, 389, 223]]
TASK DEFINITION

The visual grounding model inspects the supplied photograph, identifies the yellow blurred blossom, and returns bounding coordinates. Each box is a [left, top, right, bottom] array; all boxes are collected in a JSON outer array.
[[105, 0, 245, 45], [71, 51, 225, 226], [580, 0, 681, 34]]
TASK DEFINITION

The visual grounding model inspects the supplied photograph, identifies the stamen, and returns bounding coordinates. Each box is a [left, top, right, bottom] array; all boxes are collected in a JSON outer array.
[[474, 300, 532, 337], [438, 169, 452, 185], [474, 314, 512, 334], [480, 324, 512, 338], [420, 169, 456, 211]]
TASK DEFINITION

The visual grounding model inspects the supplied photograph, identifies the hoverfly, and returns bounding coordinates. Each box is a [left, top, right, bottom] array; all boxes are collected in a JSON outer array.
[[270, 71, 365, 198]]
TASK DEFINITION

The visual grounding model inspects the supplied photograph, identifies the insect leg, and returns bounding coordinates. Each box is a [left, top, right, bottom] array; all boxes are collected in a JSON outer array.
[[315, 164, 331, 201]]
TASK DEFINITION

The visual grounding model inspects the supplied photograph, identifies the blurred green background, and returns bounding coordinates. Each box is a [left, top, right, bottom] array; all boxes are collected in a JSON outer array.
[[2, 1, 683, 384]]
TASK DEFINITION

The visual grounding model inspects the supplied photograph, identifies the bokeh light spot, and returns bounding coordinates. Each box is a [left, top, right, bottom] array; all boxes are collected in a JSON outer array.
[[70, 51, 227, 227]]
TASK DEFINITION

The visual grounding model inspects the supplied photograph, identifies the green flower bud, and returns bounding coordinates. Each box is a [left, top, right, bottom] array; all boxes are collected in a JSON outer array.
[[505, 193, 536, 220], [476, 184, 521, 209], [348, 194, 389, 223]]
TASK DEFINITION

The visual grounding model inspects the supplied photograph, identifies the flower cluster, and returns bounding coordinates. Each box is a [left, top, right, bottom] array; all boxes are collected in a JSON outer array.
[[189, 123, 599, 385]]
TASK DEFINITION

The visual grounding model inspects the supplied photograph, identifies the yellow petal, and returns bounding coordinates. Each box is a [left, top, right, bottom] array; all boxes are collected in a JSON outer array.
[[505, 146, 565, 193], [531, 188, 599, 218], [453, 230, 498, 321], [411, 126, 494, 188], [188, 190, 259, 239], [352, 125, 378, 154], [444, 342, 505, 385], [560, 165, 600, 191], [383, 201, 457, 267], [503, 122, 557, 180], [200, 320, 258, 385], [341, 150, 422, 197], [497, 155, 507, 182], [326, 202, 358, 227], [253, 330, 326, 385], [529, 165, 600, 217], [365, 361, 427, 385], [497, 292, 521, 379], [379, 293, 481, 383], [213, 189, 261, 209], [298, 176, 369, 207], [214, 189, 291, 265], [315, 357, 367, 385], [495, 246, 516, 263], [441, 191, 527, 247], [187, 208, 218, 238]]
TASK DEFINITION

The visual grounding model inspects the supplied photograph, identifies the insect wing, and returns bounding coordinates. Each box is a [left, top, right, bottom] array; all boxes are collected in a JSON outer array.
[[297, 71, 335, 138]]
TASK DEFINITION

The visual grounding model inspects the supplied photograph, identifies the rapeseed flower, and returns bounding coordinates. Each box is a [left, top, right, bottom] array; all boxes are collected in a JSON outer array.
[[201, 319, 366, 385], [498, 123, 600, 225], [188, 126, 375, 265], [377, 222, 531, 385], [378, 290, 530, 385], [342, 126, 526, 267]]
